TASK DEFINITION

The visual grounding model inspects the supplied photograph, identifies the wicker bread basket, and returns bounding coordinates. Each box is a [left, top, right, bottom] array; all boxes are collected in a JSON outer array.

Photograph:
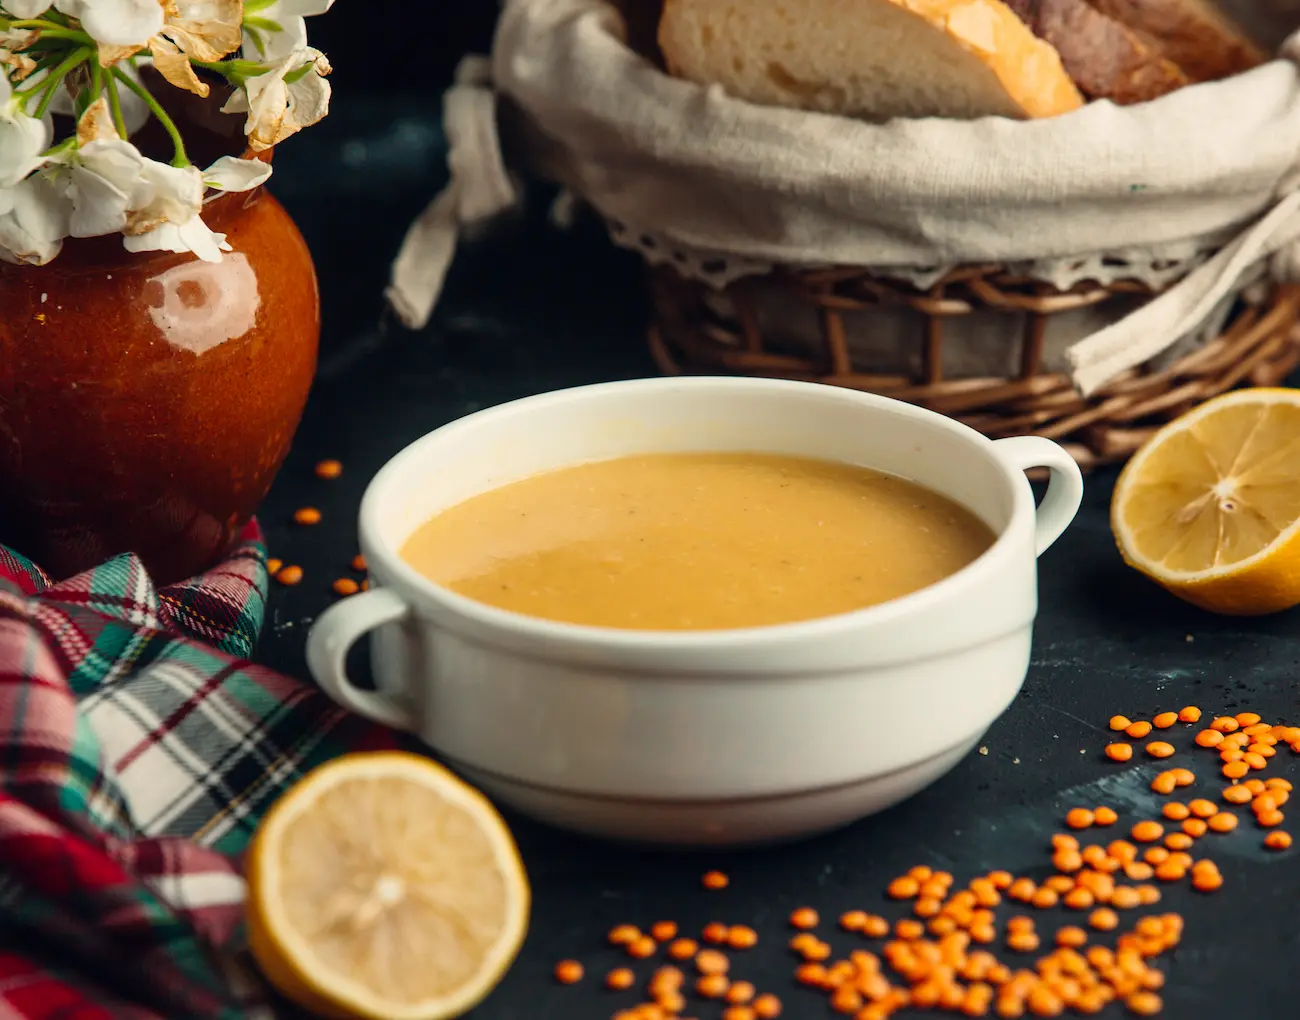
[[648, 264, 1300, 471], [386, 2, 1300, 465]]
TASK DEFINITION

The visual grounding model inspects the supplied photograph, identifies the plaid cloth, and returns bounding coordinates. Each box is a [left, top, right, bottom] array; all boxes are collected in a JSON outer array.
[[0, 521, 401, 1020]]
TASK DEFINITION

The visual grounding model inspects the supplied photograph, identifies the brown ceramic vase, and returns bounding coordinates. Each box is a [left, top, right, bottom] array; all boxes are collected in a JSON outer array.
[[0, 161, 320, 585]]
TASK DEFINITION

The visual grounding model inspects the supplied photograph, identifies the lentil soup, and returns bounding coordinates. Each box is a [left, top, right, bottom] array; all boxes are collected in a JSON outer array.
[[398, 452, 995, 631]]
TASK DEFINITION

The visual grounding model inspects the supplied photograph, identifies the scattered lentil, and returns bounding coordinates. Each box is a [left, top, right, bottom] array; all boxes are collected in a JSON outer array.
[[275, 565, 303, 586], [650, 921, 677, 942], [351, 553, 366, 571], [1265, 831, 1293, 850], [728, 926, 758, 950], [1179, 706, 1202, 723], [1146, 741, 1176, 759], [1065, 808, 1095, 829], [702, 871, 729, 890], [332, 577, 359, 596], [1109, 716, 1133, 731], [1094, 807, 1118, 827], [1207, 812, 1239, 833], [702, 923, 729, 944], [292, 507, 321, 526], [627, 936, 656, 959], [1105, 743, 1134, 762], [789, 908, 818, 930], [1153, 712, 1178, 729], [313, 459, 343, 479], [266, 557, 282, 574], [1126, 721, 1153, 739], [667, 938, 697, 960], [604, 967, 634, 990], [553, 960, 583, 984]]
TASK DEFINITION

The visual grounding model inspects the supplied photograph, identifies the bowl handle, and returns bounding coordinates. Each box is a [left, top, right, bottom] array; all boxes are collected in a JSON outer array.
[[305, 587, 417, 731], [992, 437, 1085, 557]]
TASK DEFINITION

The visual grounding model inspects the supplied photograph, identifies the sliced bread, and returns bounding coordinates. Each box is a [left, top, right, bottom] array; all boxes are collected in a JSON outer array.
[[1086, 0, 1268, 81], [658, 0, 1085, 122], [1003, 0, 1189, 103]]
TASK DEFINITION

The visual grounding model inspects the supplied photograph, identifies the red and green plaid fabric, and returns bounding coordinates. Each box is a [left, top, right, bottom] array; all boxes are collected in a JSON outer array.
[[0, 521, 400, 1019]]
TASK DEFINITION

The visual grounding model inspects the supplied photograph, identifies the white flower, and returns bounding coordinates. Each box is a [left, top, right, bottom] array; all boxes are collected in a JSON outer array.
[[53, 0, 166, 54], [0, 73, 51, 189], [0, 172, 70, 265], [221, 46, 329, 151], [1, 1, 55, 17], [124, 216, 229, 262], [201, 154, 272, 191], [241, 0, 332, 61], [152, 0, 244, 97]]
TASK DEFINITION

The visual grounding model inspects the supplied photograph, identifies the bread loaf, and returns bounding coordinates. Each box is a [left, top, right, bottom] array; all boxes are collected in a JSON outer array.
[[1003, 0, 1189, 103], [1086, 0, 1268, 81], [658, 0, 1085, 122]]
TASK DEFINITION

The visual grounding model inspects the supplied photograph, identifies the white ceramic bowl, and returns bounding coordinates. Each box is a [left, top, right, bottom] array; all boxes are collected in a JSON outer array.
[[306, 378, 1083, 846]]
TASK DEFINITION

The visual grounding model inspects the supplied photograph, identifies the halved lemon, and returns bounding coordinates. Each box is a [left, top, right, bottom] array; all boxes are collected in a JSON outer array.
[[245, 751, 530, 1020], [1112, 387, 1300, 616]]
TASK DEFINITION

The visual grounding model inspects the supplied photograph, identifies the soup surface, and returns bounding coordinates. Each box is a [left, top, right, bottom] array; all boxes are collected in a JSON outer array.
[[400, 452, 995, 631]]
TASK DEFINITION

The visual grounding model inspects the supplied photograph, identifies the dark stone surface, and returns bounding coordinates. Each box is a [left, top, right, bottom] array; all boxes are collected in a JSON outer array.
[[257, 92, 1300, 1019]]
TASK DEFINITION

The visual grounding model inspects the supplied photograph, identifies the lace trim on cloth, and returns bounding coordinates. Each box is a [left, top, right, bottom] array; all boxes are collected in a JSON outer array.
[[606, 217, 1223, 293]]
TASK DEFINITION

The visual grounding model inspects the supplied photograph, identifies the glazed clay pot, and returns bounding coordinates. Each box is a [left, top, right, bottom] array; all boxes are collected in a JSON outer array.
[[0, 182, 320, 585]]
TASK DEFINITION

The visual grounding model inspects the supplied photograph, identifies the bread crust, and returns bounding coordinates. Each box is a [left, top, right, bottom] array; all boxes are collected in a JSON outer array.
[[1086, 0, 1267, 81], [1003, 0, 1189, 103], [658, 0, 1084, 121]]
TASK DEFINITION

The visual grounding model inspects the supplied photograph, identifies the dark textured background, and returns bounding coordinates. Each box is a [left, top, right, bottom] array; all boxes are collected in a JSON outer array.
[[255, 4, 1300, 1017]]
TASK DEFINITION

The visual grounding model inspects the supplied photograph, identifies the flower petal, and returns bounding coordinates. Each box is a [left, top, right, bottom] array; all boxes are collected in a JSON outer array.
[[0, 173, 70, 266], [65, 0, 166, 50], [150, 33, 209, 97], [76, 95, 118, 145], [4, 0, 55, 17], [124, 215, 230, 262], [201, 155, 272, 192], [164, 0, 244, 61]]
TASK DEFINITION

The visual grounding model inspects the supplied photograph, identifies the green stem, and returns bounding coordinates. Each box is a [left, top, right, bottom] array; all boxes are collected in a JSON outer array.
[[111, 66, 189, 166], [26, 45, 89, 118], [8, 20, 93, 44], [105, 66, 127, 139], [40, 136, 76, 158]]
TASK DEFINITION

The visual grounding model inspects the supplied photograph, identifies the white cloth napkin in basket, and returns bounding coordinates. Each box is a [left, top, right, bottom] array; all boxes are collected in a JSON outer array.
[[389, 0, 1300, 397]]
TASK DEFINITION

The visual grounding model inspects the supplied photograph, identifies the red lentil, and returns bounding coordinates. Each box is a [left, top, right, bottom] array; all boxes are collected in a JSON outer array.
[[703, 922, 729, 944], [314, 459, 343, 479], [332, 577, 359, 596], [604, 967, 634, 990], [728, 926, 758, 949], [1146, 741, 1176, 759], [1265, 831, 1293, 850], [1179, 706, 1202, 722], [275, 565, 303, 586], [292, 507, 321, 526], [1065, 808, 1095, 829], [351, 553, 367, 571], [1153, 712, 1178, 729], [627, 936, 656, 959], [1105, 743, 1134, 762], [1094, 806, 1118, 826], [553, 960, 583, 984], [1109, 715, 1132, 731], [702, 871, 729, 890], [266, 557, 282, 574], [1207, 812, 1239, 833], [667, 938, 697, 960]]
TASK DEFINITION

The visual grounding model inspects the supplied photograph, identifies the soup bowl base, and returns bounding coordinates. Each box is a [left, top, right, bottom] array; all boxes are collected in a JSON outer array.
[[446, 736, 981, 848]]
